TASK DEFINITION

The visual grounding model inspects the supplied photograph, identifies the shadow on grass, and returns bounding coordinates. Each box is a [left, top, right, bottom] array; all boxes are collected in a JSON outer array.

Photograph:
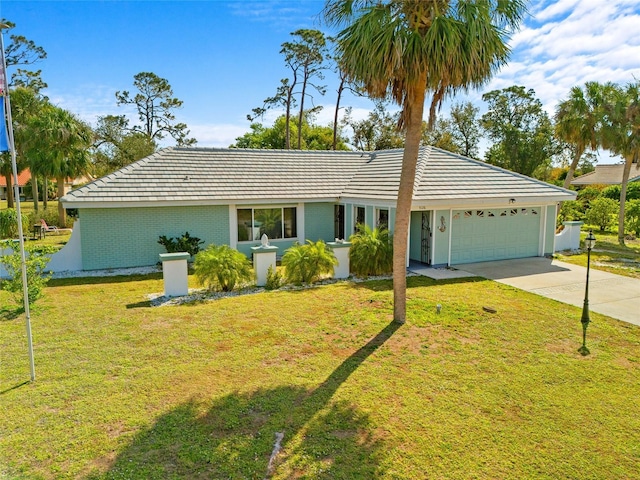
[[88, 321, 401, 479], [0, 380, 30, 395], [353, 274, 486, 292], [0, 307, 23, 321]]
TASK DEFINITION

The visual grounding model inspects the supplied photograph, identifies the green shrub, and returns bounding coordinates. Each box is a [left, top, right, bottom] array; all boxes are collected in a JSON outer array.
[[602, 183, 640, 201], [557, 200, 585, 225], [0, 209, 28, 239], [264, 265, 283, 290], [193, 244, 253, 292], [625, 199, 640, 236], [585, 197, 619, 232], [348, 225, 393, 277], [0, 242, 56, 307], [158, 232, 204, 257], [281, 240, 338, 285], [577, 185, 605, 205]]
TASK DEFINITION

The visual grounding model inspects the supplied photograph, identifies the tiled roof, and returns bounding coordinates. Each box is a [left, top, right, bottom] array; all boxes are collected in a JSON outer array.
[[571, 162, 640, 185], [62, 146, 575, 206], [0, 169, 31, 187]]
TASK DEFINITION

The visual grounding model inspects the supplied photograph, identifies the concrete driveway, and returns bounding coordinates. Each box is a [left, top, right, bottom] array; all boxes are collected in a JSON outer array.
[[456, 257, 640, 327]]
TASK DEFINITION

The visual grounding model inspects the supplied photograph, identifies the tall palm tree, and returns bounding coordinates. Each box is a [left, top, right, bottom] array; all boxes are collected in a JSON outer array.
[[10, 87, 47, 211], [554, 82, 602, 189], [600, 81, 640, 245], [29, 105, 93, 225], [324, 0, 526, 323]]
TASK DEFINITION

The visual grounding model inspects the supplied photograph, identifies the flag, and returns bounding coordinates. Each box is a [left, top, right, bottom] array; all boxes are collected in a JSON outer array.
[[0, 99, 9, 152], [0, 31, 9, 152]]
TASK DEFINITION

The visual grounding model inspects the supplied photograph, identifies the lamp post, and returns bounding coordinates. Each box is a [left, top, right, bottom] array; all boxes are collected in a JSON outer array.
[[578, 230, 596, 356]]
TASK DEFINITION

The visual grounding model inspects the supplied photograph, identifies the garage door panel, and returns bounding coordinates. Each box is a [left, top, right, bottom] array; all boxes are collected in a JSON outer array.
[[451, 208, 541, 264]]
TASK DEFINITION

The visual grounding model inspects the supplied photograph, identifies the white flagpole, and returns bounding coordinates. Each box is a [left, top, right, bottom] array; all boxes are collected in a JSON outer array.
[[0, 25, 35, 381]]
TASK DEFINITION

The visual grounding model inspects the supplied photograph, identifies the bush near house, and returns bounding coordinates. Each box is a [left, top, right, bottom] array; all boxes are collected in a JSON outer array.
[[158, 231, 204, 257], [349, 225, 393, 277], [193, 244, 253, 292], [281, 240, 338, 285]]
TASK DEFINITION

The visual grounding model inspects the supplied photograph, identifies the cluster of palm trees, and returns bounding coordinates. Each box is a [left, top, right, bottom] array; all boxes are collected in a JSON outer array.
[[1, 87, 92, 225], [555, 81, 640, 245]]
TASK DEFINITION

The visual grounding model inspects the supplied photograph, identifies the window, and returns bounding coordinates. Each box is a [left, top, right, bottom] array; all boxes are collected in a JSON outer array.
[[355, 206, 365, 232], [376, 208, 389, 229], [237, 207, 297, 242]]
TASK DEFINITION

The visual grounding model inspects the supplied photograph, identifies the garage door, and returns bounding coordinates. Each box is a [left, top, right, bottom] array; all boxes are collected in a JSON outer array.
[[450, 207, 541, 264]]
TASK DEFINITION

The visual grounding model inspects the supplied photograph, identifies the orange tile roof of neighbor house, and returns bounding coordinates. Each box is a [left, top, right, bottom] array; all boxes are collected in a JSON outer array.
[[0, 169, 32, 187]]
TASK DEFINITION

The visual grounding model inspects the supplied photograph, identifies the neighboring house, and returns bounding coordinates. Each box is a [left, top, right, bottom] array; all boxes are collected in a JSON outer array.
[[61, 146, 576, 271], [0, 169, 93, 200], [0, 169, 31, 200], [571, 162, 640, 186]]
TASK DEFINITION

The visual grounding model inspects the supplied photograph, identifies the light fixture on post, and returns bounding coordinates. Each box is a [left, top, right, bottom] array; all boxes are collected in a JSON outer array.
[[578, 230, 596, 356]]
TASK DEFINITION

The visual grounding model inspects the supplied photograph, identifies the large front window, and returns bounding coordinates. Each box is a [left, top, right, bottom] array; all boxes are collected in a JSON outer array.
[[237, 207, 297, 242]]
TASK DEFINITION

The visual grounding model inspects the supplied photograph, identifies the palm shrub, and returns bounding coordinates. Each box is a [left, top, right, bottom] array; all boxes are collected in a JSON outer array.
[[281, 240, 338, 284], [193, 244, 253, 292], [0, 242, 56, 306], [585, 197, 619, 232], [348, 224, 393, 277], [0, 209, 28, 239]]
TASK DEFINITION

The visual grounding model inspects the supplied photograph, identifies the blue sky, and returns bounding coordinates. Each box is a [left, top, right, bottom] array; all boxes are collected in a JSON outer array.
[[1, 0, 639, 163]]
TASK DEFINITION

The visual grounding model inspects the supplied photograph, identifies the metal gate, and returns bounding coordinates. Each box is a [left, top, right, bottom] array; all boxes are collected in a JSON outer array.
[[421, 212, 431, 265]]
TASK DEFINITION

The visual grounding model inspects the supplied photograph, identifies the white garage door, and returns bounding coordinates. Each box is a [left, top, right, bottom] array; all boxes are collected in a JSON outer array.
[[450, 207, 541, 264]]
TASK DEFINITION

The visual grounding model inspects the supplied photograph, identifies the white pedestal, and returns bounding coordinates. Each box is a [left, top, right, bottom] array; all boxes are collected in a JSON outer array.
[[327, 241, 351, 279], [251, 245, 278, 287], [159, 252, 190, 297]]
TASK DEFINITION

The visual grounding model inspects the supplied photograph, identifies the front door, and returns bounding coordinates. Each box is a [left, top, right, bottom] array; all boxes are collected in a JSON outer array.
[[421, 211, 432, 265]]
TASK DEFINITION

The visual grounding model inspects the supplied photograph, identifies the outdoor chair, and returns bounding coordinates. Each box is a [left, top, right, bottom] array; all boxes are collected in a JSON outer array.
[[40, 219, 72, 235]]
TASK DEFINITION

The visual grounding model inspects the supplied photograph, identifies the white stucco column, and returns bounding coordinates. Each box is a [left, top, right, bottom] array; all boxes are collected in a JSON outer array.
[[159, 252, 190, 297], [328, 241, 351, 279], [251, 244, 279, 286]]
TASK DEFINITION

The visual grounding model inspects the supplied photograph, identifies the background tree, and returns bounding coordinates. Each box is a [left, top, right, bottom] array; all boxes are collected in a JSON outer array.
[[342, 102, 404, 151], [554, 82, 602, 189], [93, 114, 156, 176], [599, 81, 640, 244], [248, 78, 297, 149], [1, 19, 47, 92], [0, 21, 47, 208], [482, 86, 557, 177], [281, 29, 328, 150], [232, 112, 349, 150], [448, 102, 482, 158], [585, 197, 619, 232], [10, 87, 47, 211], [116, 72, 196, 147], [325, 0, 526, 323], [29, 105, 93, 225], [421, 116, 462, 153]]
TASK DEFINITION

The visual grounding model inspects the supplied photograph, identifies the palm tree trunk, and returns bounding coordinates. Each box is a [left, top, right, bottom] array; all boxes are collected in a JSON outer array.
[[5, 174, 14, 208], [32, 176, 39, 213], [57, 175, 66, 226], [562, 147, 585, 190], [333, 75, 346, 150], [43, 177, 48, 209], [393, 79, 427, 324], [617, 152, 636, 245]]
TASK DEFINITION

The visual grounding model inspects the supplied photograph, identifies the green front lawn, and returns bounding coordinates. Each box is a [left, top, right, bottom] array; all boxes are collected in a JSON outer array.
[[555, 230, 640, 279], [1, 274, 639, 479]]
